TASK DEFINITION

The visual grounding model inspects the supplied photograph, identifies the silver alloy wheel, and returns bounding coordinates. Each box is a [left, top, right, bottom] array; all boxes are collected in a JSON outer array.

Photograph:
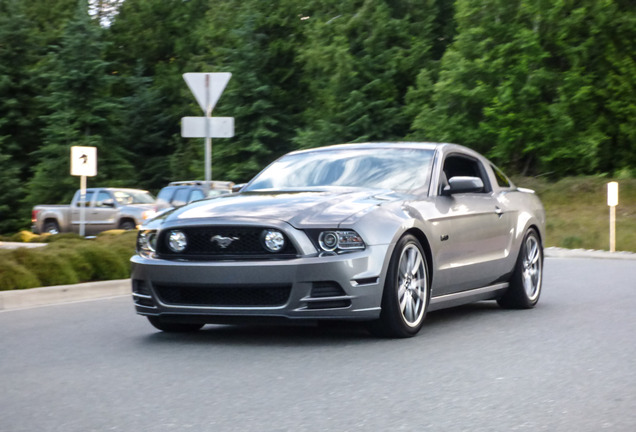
[[397, 243, 427, 327], [522, 234, 542, 301]]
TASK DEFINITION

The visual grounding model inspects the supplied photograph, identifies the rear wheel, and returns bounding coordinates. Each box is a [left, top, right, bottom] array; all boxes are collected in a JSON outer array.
[[43, 220, 60, 235], [147, 316, 204, 333], [498, 228, 543, 309], [368, 234, 429, 338]]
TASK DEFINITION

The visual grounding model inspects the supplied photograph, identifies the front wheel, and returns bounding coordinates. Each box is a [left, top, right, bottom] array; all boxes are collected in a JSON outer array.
[[147, 316, 204, 333], [368, 234, 430, 338], [498, 228, 543, 309], [119, 220, 136, 230]]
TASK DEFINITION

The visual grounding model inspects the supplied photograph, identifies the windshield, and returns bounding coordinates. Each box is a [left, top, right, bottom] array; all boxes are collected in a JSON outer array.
[[245, 148, 435, 193], [113, 190, 155, 205]]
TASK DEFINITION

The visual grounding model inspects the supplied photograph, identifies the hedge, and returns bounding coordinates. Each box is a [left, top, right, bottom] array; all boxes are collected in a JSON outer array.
[[0, 230, 137, 291]]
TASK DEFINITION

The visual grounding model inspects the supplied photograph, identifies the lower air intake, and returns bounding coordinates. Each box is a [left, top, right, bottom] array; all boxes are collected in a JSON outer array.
[[154, 284, 291, 307]]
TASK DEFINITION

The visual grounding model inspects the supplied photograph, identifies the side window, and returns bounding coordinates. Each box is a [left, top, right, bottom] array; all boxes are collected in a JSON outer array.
[[172, 188, 190, 207], [189, 189, 205, 202], [95, 191, 113, 207], [441, 154, 491, 194], [491, 164, 511, 188], [76, 191, 94, 207]]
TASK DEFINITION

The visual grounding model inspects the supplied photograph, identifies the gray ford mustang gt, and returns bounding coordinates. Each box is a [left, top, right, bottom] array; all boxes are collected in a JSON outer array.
[[132, 142, 545, 337]]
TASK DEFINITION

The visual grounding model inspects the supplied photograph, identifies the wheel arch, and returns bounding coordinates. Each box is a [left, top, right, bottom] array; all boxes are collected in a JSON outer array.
[[402, 227, 434, 284], [118, 217, 137, 229]]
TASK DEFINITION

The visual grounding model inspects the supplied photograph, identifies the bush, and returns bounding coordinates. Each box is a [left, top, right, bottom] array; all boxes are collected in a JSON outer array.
[[74, 243, 130, 281], [96, 230, 138, 270], [11, 247, 79, 287], [0, 229, 137, 290], [10, 230, 40, 243], [42, 233, 84, 243], [0, 253, 42, 290], [45, 240, 94, 282]]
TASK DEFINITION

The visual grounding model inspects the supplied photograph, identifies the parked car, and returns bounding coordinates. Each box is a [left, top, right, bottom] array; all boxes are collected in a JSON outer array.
[[32, 188, 156, 236], [155, 181, 234, 211], [132, 142, 545, 338]]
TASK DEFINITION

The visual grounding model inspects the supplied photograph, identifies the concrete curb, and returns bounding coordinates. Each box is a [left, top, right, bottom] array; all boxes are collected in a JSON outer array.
[[545, 247, 636, 260], [0, 279, 130, 311]]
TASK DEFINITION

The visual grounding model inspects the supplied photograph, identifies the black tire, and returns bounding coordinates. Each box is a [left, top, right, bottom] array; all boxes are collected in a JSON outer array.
[[119, 220, 136, 230], [368, 234, 430, 338], [43, 220, 60, 235], [498, 228, 543, 309], [147, 316, 204, 333]]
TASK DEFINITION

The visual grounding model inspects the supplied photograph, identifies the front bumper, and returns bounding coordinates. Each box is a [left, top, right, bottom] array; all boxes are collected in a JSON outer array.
[[130, 245, 389, 323]]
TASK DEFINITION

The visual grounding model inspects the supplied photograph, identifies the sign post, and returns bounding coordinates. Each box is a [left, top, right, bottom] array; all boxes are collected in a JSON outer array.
[[70, 146, 97, 237], [607, 182, 618, 252], [182, 72, 233, 192]]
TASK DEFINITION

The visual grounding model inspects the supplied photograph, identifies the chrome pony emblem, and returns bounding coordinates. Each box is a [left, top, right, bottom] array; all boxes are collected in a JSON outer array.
[[211, 235, 239, 248]]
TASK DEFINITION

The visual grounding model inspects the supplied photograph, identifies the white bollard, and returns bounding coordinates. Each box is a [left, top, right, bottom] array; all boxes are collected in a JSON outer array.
[[607, 182, 618, 253]]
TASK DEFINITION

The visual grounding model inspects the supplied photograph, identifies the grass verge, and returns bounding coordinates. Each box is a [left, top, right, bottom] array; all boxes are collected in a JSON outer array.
[[513, 176, 636, 252]]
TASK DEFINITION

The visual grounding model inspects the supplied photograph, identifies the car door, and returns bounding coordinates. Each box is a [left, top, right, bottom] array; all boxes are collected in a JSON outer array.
[[88, 190, 119, 235], [429, 153, 515, 295], [70, 190, 95, 234]]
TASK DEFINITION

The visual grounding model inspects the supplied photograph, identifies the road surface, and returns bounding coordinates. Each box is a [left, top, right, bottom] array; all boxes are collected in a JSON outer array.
[[1, 257, 634, 431]]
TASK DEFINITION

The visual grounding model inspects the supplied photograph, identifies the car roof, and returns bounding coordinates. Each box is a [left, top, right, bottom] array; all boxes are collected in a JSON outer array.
[[84, 188, 150, 193], [286, 142, 489, 163], [285, 142, 453, 156]]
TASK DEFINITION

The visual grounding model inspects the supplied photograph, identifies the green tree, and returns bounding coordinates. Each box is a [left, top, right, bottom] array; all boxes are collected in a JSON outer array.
[[297, 0, 439, 149], [105, 0, 211, 186], [0, 0, 41, 232], [112, 67, 175, 190], [193, 0, 309, 182], [27, 0, 131, 206], [410, 0, 636, 176]]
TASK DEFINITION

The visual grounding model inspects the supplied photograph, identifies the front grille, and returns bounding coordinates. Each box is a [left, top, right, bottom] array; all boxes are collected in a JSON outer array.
[[154, 283, 292, 307], [156, 226, 297, 260]]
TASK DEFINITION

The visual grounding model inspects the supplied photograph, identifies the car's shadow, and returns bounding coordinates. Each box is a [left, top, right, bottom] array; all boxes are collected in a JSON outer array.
[[138, 301, 513, 347]]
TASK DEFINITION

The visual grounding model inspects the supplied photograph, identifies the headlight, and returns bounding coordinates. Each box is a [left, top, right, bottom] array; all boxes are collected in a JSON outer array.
[[262, 229, 285, 253], [317, 230, 365, 252], [141, 210, 157, 220], [167, 230, 187, 253], [137, 230, 158, 254], [318, 231, 339, 251]]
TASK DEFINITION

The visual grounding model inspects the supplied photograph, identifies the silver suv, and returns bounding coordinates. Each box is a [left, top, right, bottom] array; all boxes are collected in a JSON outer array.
[[155, 181, 233, 211]]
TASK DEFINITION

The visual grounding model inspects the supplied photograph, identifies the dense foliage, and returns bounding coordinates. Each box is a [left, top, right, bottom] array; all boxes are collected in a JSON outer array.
[[0, 0, 634, 233]]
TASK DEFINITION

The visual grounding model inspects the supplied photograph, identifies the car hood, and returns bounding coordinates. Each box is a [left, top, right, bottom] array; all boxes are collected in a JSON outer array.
[[160, 188, 401, 228]]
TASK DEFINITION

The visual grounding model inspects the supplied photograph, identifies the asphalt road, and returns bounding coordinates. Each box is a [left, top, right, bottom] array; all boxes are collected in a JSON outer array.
[[1, 257, 635, 432]]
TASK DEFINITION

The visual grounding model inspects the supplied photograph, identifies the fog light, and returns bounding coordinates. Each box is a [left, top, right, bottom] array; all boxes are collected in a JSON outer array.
[[167, 230, 187, 253], [262, 229, 285, 252]]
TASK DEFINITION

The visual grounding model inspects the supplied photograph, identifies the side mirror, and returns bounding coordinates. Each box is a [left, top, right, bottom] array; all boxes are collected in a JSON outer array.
[[100, 199, 116, 208], [443, 176, 484, 195], [232, 183, 246, 193]]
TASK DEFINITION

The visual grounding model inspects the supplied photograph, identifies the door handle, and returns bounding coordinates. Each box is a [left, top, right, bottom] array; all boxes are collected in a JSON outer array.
[[495, 206, 504, 218]]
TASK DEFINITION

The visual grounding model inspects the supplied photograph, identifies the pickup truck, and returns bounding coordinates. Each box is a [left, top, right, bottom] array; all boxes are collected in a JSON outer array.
[[32, 188, 157, 235]]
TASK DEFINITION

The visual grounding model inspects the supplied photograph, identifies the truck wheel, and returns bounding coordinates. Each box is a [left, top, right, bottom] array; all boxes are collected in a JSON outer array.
[[43, 221, 60, 235], [119, 220, 136, 230]]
